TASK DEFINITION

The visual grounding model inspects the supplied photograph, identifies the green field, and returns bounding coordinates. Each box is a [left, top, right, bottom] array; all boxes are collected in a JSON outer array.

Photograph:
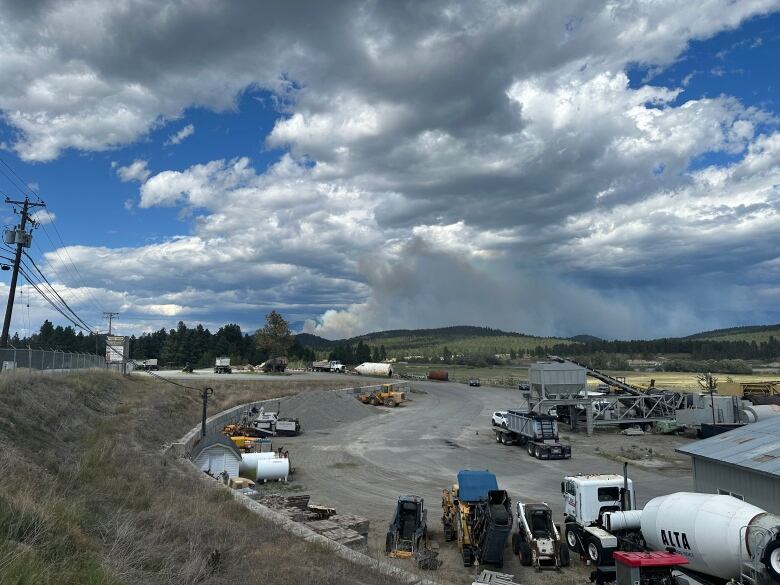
[[396, 363, 779, 391]]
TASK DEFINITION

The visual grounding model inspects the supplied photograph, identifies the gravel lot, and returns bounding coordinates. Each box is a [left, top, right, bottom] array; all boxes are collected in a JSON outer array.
[[223, 375, 695, 585]]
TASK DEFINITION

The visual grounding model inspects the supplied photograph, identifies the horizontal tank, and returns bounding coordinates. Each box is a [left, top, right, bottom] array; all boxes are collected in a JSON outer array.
[[255, 457, 289, 482], [641, 493, 780, 581], [239, 452, 278, 475], [354, 362, 394, 377], [742, 404, 780, 423], [427, 370, 449, 381]]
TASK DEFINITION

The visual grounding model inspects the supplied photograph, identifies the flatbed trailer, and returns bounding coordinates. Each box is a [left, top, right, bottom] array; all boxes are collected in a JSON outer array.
[[493, 410, 571, 460]]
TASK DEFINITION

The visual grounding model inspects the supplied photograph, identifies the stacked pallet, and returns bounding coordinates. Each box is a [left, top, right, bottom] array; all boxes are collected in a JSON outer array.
[[329, 513, 369, 536]]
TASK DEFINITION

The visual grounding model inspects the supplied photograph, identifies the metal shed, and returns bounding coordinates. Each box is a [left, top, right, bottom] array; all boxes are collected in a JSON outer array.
[[676, 417, 780, 514], [191, 433, 242, 478]]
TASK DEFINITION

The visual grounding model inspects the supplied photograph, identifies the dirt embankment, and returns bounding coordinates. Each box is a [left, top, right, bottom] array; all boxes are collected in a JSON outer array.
[[0, 371, 401, 585]]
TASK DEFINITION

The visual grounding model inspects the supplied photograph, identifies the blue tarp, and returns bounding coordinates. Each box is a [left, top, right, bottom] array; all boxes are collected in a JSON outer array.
[[457, 470, 498, 502]]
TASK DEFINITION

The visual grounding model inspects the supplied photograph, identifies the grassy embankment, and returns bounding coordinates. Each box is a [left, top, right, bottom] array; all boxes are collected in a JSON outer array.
[[0, 371, 399, 585]]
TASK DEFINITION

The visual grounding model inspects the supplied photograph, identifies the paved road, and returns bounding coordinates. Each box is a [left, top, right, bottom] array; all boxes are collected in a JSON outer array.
[[268, 377, 693, 584]]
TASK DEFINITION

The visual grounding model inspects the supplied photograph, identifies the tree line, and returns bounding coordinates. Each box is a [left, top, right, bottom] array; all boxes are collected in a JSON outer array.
[[531, 336, 780, 361], [12, 312, 315, 368]]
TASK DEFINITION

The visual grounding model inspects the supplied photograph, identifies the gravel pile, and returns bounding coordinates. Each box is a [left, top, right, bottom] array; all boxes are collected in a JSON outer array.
[[277, 388, 377, 431]]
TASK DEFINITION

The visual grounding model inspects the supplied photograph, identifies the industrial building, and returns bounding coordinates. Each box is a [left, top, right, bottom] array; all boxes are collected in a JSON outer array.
[[676, 417, 780, 514]]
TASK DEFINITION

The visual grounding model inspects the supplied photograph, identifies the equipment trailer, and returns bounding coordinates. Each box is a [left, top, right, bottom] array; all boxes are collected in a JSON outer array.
[[493, 410, 571, 459]]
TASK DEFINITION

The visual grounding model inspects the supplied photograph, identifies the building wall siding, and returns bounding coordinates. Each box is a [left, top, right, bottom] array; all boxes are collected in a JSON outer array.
[[693, 458, 780, 514], [193, 446, 241, 478]]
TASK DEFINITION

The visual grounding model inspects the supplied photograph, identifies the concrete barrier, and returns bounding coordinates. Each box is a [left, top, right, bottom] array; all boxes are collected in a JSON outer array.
[[174, 386, 439, 585]]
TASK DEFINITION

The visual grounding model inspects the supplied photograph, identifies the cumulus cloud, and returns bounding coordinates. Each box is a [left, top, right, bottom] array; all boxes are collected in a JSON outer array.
[[5, 1, 780, 337], [30, 210, 54, 225], [116, 159, 151, 182], [165, 123, 194, 146]]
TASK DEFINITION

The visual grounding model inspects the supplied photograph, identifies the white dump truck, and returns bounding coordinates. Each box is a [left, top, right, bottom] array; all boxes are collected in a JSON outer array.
[[137, 358, 159, 371], [563, 474, 780, 585], [354, 362, 394, 377], [311, 360, 346, 373], [214, 357, 232, 374]]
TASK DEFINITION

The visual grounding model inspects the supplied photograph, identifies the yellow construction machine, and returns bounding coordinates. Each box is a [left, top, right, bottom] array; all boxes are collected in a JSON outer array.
[[356, 383, 406, 407]]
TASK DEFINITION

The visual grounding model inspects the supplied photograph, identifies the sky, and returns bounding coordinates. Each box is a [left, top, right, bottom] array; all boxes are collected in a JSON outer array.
[[0, 0, 779, 341]]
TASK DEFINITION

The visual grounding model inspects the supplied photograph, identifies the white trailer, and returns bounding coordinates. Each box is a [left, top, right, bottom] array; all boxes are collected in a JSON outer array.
[[354, 362, 394, 377], [138, 358, 159, 371]]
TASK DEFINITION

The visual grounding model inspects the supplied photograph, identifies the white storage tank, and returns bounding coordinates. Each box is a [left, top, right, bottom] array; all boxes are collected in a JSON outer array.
[[640, 493, 777, 581], [255, 457, 289, 482], [354, 362, 394, 377], [742, 404, 780, 423], [239, 452, 278, 475]]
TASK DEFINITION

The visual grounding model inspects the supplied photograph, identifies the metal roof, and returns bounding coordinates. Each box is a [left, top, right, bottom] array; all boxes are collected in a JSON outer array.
[[191, 433, 242, 460], [676, 418, 780, 479]]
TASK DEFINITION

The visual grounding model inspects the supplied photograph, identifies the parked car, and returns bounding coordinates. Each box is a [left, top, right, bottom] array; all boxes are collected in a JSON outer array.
[[492, 411, 508, 427], [469, 378, 481, 387], [518, 381, 530, 391]]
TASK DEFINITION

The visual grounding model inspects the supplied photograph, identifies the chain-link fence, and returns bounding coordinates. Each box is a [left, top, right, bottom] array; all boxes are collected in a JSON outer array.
[[0, 347, 106, 372]]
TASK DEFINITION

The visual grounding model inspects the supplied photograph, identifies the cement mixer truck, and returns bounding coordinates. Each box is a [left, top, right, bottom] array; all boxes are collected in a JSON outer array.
[[563, 474, 780, 585]]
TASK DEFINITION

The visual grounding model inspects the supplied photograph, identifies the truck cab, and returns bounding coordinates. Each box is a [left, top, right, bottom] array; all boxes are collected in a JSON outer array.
[[562, 474, 635, 565]]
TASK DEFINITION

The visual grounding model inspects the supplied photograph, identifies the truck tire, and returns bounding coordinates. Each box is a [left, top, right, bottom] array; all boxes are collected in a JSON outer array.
[[565, 524, 580, 553], [463, 547, 474, 567], [534, 445, 541, 459], [495, 432, 501, 443], [518, 542, 532, 566], [527, 442, 535, 456], [559, 542, 571, 567], [761, 539, 780, 581], [585, 535, 604, 565], [384, 397, 396, 407]]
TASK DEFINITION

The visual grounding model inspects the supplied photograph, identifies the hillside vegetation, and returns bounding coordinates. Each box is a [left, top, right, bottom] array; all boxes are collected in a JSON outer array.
[[0, 371, 397, 585], [298, 325, 573, 360], [685, 323, 780, 344]]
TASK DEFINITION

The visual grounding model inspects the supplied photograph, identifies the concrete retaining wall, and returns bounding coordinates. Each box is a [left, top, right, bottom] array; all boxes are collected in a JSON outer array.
[[174, 385, 437, 585]]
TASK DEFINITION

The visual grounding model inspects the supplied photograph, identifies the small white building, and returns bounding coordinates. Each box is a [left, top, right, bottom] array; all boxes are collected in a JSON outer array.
[[191, 434, 242, 478]]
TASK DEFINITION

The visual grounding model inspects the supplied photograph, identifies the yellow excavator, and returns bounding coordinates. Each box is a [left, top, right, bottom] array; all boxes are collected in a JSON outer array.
[[356, 383, 406, 407]]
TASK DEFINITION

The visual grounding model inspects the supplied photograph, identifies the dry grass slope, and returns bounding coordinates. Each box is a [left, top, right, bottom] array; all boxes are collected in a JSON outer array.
[[0, 371, 402, 585]]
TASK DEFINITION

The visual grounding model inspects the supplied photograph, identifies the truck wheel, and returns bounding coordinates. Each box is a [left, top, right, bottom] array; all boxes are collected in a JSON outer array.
[[534, 445, 541, 459], [495, 433, 501, 443], [384, 397, 396, 407], [585, 536, 603, 565], [761, 539, 780, 581], [518, 542, 532, 566], [527, 442, 535, 456], [559, 542, 571, 567], [565, 525, 580, 553], [463, 547, 474, 567]]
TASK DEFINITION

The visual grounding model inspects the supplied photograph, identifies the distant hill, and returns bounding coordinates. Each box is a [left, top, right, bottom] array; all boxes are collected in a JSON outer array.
[[570, 334, 603, 343], [295, 325, 572, 358], [685, 324, 780, 344]]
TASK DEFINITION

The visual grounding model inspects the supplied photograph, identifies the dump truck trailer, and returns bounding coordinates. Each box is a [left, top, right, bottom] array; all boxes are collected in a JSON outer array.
[[493, 410, 571, 459]]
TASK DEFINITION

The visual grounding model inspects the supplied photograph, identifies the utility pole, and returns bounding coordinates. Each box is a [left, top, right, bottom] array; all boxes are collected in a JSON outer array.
[[2, 196, 45, 347], [103, 312, 119, 335], [201, 387, 214, 438]]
